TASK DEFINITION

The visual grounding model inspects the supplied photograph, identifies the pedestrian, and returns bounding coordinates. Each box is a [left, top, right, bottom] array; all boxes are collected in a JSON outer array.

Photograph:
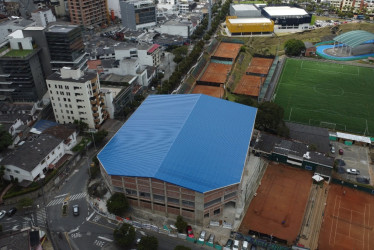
[[343, 190, 346, 195]]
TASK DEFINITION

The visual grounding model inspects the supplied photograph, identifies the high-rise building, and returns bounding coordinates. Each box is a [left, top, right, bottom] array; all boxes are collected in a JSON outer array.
[[120, 0, 156, 30], [45, 25, 87, 70], [67, 0, 108, 27], [0, 36, 47, 102], [47, 67, 108, 129]]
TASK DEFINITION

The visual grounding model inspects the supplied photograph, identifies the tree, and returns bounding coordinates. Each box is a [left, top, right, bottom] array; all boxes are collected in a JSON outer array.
[[0, 165, 5, 185], [175, 215, 188, 233], [74, 120, 89, 133], [0, 125, 12, 152], [255, 102, 289, 137], [138, 236, 158, 250], [18, 197, 34, 208], [175, 246, 191, 250], [284, 39, 306, 56], [113, 223, 135, 248], [93, 129, 108, 144], [106, 193, 129, 216]]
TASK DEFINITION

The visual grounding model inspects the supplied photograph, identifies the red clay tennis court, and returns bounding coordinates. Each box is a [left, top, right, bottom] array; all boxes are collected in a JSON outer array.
[[318, 184, 374, 250], [199, 63, 232, 84], [192, 85, 224, 98], [213, 42, 242, 60], [239, 163, 312, 244], [233, 74, 263, 97], [247, 57, 274, 75]]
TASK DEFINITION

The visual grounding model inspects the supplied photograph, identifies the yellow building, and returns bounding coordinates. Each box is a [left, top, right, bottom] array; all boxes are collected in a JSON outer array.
[[226, 16, 274, 35]]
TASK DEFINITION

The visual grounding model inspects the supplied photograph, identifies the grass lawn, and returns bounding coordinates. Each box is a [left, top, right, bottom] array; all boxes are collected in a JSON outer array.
[[4, 49, 33, 58], [273, 58, 374, 136]]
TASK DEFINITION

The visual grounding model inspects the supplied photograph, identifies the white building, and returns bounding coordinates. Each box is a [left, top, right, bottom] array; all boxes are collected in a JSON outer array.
[[114, 43, 161, 67], [178, 0, 197, 14], [0, 125, 77, 185], [47, 67, 108, 129], [155, 19, 193, 38], [31, 8, 56, 27]]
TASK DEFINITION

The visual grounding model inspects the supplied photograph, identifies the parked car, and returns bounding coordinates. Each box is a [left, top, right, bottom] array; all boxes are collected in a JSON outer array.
[[199, 230, 206, 242], [233, 240, 240, 249], [186, 225, 194, 238], [7, 207, 17, 217], [208, 234, 215, 244], [0, 210, 6, 219], [73, 205, 79, 216], [242, 241, 249, 250], [225, 239, 233, 249], [339, 149, 344, 155], [347, 169, 360, 175], [331, 146, 335, 154]]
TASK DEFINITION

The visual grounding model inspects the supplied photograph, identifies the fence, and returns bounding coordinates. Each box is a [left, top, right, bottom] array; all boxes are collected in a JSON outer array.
[[331, 177, 374, 195]]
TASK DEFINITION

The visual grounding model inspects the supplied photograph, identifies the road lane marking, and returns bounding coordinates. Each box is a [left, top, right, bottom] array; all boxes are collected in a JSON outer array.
[[86, 212, 95, 221], [98, 236, 113, 242], [64, 232, 73, 250], [68, 226, 80, 234], [87, 220, 116, 230], [54, 193, 69, 198], [47, 192, 86, 207]]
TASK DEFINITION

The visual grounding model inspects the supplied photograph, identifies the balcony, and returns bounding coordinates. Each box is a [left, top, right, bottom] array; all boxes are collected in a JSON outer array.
[[92, 85, 97, 90], [92, 106, 98, 111], [93, 112, 99, 117], [91, 100, 96, 105], [94, 118, 100, 123]]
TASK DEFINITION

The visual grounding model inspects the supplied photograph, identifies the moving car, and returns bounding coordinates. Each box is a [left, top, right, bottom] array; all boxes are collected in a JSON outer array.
[[199, 230, 206, 242], [7, 207, 17, 217], [186, 225, 194, 238], [233, 240, 240, 249], [330, 146, 335, 154], [73, 205, 79, 216], [0, 210, 6, 219], [347, 169, 360, 175], [339, 149, 344, 155]]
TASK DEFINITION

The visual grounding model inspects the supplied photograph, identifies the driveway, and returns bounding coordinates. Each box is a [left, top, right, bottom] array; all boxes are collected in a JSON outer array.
[[332, 142, 371, 184]]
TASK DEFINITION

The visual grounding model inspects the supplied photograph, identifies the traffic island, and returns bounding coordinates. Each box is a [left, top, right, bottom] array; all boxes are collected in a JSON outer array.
[[62, 201, 68, 216]]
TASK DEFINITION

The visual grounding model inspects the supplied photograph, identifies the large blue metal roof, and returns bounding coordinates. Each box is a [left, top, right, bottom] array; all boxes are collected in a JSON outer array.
[[98, 94, 257, 193]]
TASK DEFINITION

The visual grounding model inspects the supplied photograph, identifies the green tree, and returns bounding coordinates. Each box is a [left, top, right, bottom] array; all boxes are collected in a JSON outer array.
[[175, 246, 191, 250], [255, 102, 289, 137], [18, 197, 34, 208], [175, 215, 188, 233], [113, 223, 135, 248], [138, 236, 158, 250], [93, 129, 108, 144], [284, 39, 306, 56], [0, 125, 12, 152], [106, 193, 129, 216], [74, 120, 89, 133]]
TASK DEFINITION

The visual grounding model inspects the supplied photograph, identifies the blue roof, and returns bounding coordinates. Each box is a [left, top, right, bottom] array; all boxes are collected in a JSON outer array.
[[98, 94, 257, 193], [32, 120, 59, 133]]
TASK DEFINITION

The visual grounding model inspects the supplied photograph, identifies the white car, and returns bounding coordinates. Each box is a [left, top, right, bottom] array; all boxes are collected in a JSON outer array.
[[242, 240, 249, 250], [347, 169, 360, 175], [233, 240, 240, 249], [199, 230, 206, 242], [0, 210, 6, 219]]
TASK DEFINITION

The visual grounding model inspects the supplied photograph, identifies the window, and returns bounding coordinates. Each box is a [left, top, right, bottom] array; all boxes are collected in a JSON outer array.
[[63, 98, 66, 102], [126, 189, 137, 196], [14, 170, 20, 174], [204, 197, 221, 209], [67, 92, 71, 96], [167, 197, 179, 204], [153, 194, 165, 202], [182, 200, 195, 207], [65, 104, 68, 108], [214, 208, 221, 215], [139, 192, 150, 198], [6, 169, 11, 172], [65, 85, 69, 90], [224, 191, 237, 200]]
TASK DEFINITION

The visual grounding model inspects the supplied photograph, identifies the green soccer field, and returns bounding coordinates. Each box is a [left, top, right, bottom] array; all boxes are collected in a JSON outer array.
[[273, 58, 374, 136]]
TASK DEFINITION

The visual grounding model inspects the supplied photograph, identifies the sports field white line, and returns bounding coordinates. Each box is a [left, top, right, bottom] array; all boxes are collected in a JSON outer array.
[[329, 195, 338, 245], [288, 107, 293, 121], [334, 196, 342, 245]]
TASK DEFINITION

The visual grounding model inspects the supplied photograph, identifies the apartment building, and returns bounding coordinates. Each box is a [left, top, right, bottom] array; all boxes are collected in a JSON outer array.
[[0, 36, 47, 102], [120, 0, 157, 30], [47, 67, 108, 129], [67, 0, 108, 26], [31, 8, 56, 27], [45, 25, 87, 70]]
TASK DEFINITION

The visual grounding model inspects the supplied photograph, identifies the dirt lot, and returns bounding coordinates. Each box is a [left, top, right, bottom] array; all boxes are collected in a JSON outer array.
[[239, 163, 313, 244], [318, 184, 374, 250]]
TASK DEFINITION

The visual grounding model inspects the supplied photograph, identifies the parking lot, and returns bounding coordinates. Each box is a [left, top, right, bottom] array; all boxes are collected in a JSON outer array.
[[331, 142, 371, 184]]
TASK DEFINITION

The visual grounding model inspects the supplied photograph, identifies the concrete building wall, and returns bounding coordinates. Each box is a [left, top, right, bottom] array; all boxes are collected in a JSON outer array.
[[29, 54, 48, 100], [155, 24, 190, 38], [120, 1, 136, 30], [31, 9, 56, 26], [68, 0, 108, 26], [47, 69, 106, 129]]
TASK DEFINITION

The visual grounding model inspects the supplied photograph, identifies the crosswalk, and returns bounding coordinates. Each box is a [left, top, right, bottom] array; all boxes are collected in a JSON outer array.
[[47, 192, 87, 207], [33, 209, 47, 227]]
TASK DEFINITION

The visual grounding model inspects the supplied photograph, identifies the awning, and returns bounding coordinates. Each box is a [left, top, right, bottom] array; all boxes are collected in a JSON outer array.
[[312, 174, 324, 182]]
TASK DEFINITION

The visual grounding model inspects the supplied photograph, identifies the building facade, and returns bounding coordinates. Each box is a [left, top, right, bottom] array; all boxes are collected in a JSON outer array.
[[45, 25, 87, 70], [31, 8, 56, 27], [0, 37, 47, 102], [120, 0, 157, 30], [47, 67, 108, 129], [67, 0, 108, 26]]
